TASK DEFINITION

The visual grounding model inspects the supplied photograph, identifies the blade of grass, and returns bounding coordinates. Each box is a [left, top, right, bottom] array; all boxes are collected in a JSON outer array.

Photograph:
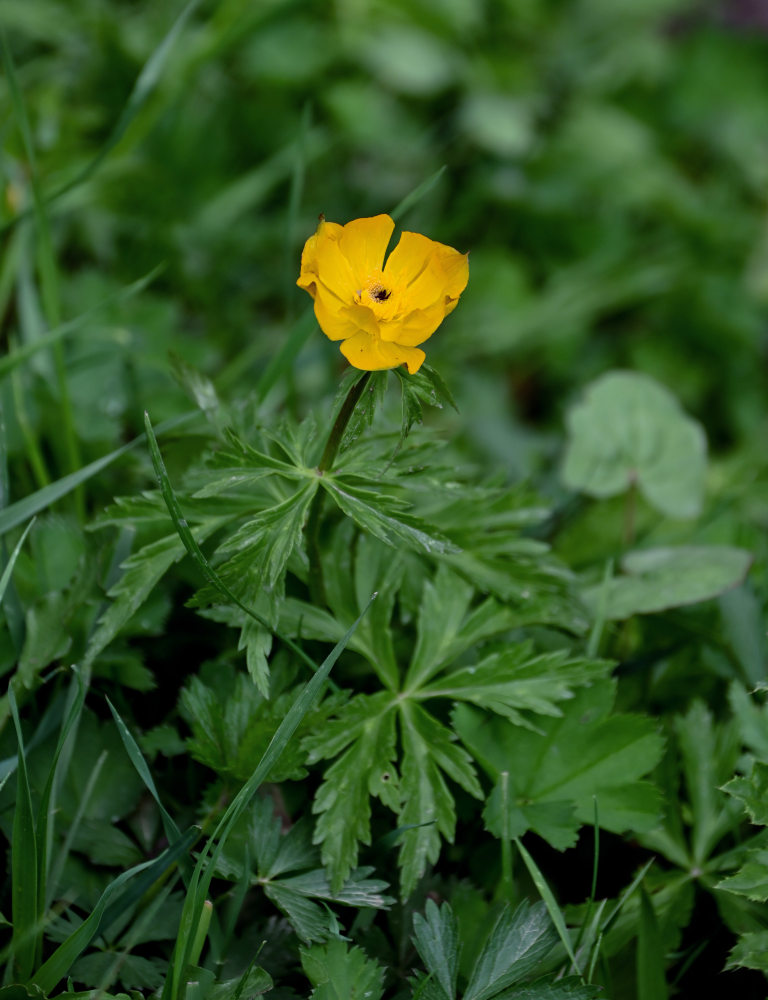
[[31, 827, 197, 995], [637, 888, 668, 1000], [46, 750, 108, 911], [166, 598, 376, 1000], [514, 837, 582, 980], [106, 696, 182, 847], [0, 410, 200, 537], [0, 0, 204, 236], [390, 165, 447, 223], [0, 265, 164, 381], [253, 307, 317, 405], [8, 685, 40, 980], [10, 337, 50, 489], [0, 401, 25, 652], [1, 30, 82, 515], [0, 517, 34, 605], [37, 667, 87, 911], [587, 560, 613, 658]]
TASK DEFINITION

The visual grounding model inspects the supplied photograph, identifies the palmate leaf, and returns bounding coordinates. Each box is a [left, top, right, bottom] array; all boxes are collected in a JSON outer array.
[[722, 760, 768, 826], [306, 692, 400, 889], [301, 939, 384, 1000], [214, 800, 392, 943], [398, 702, 483, 897], [85, 513, 227, 668], [418, 644, 610, 727], [464, 901, 557, 1000], [180, 668, 347, 784], [412, 900, 460, 1000], [454, 680, 663, 850], [322, 477, 458, 556], [717, 848, 768, 902]]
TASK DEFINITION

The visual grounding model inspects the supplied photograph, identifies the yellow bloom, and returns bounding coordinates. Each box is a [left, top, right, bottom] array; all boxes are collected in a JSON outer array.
[[297, 214, 468, 374]]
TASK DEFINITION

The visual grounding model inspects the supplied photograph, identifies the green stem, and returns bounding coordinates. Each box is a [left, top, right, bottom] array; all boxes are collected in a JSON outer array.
[[307, 371, 372, 605]]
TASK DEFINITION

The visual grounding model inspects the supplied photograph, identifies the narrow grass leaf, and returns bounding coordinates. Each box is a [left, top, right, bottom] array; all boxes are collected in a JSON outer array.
[[106, 697, 182, 845], [36, 667, 87, 911], [390, 166, 447, 222], [0, 411, 199, 536], [9, 686, 39, 980], [636, 889, 667, 1000], [254, 307, 317, 404], [32, 827, 197, 995], [0, 265, 164, 380], [0, 517, 34, 604], [514, 838, 582, 979]]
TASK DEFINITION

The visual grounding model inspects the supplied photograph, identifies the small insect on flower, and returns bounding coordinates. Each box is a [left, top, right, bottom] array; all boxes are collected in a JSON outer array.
[[297, 214, 468, 374]]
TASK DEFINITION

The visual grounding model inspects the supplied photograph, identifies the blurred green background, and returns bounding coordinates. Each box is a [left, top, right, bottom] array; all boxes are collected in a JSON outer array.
[[2, 0, 768, 487]]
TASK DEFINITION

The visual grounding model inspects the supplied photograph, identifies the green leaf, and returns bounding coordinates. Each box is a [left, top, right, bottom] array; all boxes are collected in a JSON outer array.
[[206, 967, 273, 1000], [322, 477, 458, 556], [498, 978, 603, 999], [418, 643, 610, 727], [0, 412, 199, 538], [726, 930, 768, 974], [398, 701, 483, 897], [675, 700, 741, 865], [308, 693, 399, 889], [722, 761, 768, 826], [32, 827, 197, 994], [728, 683, 768, 760], [85, 520, 226, 669], [301, 939, 384, 1000], [9, 687, 40, 980], [717, 848, 768, 901], [181, 669, 340, 783], [637, 889, 667, 1000], [581, 545, 752, 620], [464, 901, 557, 1000], [454, 681, 663, 850], [562, 370, 707, 518], [412, 900, 459, 1000], [71, 953, 166, 991]]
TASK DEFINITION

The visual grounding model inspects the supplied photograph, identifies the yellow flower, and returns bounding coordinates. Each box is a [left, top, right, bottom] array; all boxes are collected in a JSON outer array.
[[297, 214, 468, 374]]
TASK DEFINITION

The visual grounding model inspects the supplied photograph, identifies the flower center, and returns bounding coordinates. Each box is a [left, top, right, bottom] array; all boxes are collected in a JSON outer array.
[[369, 283, 391, 302]]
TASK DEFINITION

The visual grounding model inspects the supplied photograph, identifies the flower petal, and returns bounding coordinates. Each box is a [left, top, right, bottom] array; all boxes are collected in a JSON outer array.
[[338, 215, 395, 288], [378, 300, 447, 347], [339, 330, 426, 374], [297, 220, 343, 297], [313, 285, 362, 341], [384, 231, 469, 308]]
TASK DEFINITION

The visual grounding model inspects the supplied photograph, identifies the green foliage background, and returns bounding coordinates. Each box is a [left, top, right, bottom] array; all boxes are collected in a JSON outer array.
[[3, 0, 768, 998]]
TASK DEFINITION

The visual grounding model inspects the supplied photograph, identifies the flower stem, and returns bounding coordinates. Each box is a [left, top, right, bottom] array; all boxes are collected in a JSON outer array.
[[307, 371, 372, 605]]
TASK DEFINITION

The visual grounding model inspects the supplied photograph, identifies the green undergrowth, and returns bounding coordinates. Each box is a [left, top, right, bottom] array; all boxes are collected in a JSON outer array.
[[3, 1, 768, 998]]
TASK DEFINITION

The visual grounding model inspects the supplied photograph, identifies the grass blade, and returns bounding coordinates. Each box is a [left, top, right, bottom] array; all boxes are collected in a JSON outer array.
[[1, 0, 204, 235], [36, 667, 87, 911], [9, 686, 40, 979], [637, 888, 668, 1000], [32, 826, 197, 995], [514, 837, 582, 979], [0, 265, 164, 381], [0, 517, 34, 604], [1, 29, 81, 512], [390, 165, 447, 223], [106, 696, 182, 846], [0, 410, 200, 537]]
